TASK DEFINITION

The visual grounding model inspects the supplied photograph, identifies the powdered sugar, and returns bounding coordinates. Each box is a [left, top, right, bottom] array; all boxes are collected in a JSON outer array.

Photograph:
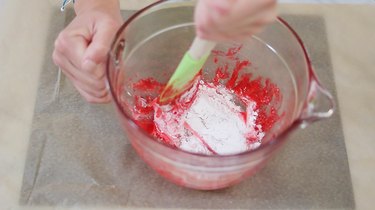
[[153, 79, 263, 155]]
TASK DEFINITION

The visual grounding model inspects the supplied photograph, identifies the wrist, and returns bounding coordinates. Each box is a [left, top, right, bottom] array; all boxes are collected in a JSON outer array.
[[74, 0, 120, 15]]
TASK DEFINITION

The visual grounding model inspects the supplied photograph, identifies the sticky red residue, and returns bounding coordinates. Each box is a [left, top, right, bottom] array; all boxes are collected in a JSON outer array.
[[133, 95, 154, 115], [132, 78, 164, 92], [226, 45, 242, 57], [129, 45, 282, 150], [212, 45, 242, 59], [226, 60, 251, 89], [213, 64, 229, 85]]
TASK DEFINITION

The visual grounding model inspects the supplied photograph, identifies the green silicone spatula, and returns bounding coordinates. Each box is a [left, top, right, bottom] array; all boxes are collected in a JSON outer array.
[[159, 37, 216, 103]]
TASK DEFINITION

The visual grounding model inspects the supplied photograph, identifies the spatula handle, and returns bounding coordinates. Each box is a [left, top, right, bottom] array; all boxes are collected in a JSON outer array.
[[188, 37, 216, 60]]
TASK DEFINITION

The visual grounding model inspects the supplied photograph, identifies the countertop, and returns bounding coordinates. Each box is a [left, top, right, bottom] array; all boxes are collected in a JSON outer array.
[[0, 1, 374, 210]]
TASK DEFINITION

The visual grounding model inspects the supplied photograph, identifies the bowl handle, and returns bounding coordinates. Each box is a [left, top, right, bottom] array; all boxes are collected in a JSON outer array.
[[299, 76, 335, 127], [263, 72, 336, 148]]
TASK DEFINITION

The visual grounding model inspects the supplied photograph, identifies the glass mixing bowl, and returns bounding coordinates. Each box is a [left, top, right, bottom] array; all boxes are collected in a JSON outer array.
[[106, 0, 335, 190]]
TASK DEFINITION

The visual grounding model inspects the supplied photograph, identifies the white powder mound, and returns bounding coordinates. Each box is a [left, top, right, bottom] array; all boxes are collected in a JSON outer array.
[[153, 81, 263, 155]]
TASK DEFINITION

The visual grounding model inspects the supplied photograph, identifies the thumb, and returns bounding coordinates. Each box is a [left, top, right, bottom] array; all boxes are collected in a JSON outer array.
[[82, 23, 118, 71]]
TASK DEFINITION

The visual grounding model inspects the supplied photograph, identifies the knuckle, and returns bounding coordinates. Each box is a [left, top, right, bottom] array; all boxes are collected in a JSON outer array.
[[54, 39, 63, 52], [54, 32, 69, 53], [94, 44, 110, 55], [52, 51, 63, 66], [94, 69, 106, 80], [52, 51, 59, 63]]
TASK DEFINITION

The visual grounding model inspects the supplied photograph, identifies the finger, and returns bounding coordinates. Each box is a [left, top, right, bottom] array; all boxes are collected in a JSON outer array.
[[52, 50, 79, 82], [54, 31, 109, 83], [53, 50, 107, 90], [61, 66, 109, 99], [234, 23, 266, 37], [203, 0, 236, 16], [54, 30, 88, 70], [232, 0, 276, 19], [197, 0, 250, 40], [199, 31, 236, 42], [59, 65, 110, 102], [72, 78, 109, 99], [196, 5, 234, 40], [53, 51, 107, 93], [195, 0, 277, 41], [195, 0, 214, 39], [82, 20, 120, 72], [75, 84, 111, 104], [227, 5, 277, 37], [238, 2, 277, 28], [214, 0, 276, 29]]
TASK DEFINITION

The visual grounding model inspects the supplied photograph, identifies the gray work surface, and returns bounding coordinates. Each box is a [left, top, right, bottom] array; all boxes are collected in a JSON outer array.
[[20, 9, 354, 209]]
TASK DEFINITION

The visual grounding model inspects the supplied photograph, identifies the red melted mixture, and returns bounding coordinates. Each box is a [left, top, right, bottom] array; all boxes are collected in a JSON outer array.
[[127, 46, 282, 153]]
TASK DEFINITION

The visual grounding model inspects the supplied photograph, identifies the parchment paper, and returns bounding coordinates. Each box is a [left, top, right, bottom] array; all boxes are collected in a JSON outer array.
[[20, 8, 355, 209]]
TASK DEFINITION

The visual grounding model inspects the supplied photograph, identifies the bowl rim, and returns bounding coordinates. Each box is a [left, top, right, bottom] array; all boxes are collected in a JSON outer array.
[[106, 0, 316, 159]]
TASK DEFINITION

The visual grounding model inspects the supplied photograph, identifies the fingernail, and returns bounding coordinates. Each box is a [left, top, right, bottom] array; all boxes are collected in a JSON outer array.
[[82, 59, 97, 71]]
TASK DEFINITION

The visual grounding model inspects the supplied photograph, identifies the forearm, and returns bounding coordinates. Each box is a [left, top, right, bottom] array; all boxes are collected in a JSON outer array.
[[74, 0, 120, 15]]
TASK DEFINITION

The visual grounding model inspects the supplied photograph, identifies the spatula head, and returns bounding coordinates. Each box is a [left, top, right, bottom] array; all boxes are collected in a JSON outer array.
[[159, 52, 209, 103]]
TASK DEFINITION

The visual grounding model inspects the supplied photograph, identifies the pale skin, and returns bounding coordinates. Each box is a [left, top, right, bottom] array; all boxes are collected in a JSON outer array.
[[53, 0, 277, 103]]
